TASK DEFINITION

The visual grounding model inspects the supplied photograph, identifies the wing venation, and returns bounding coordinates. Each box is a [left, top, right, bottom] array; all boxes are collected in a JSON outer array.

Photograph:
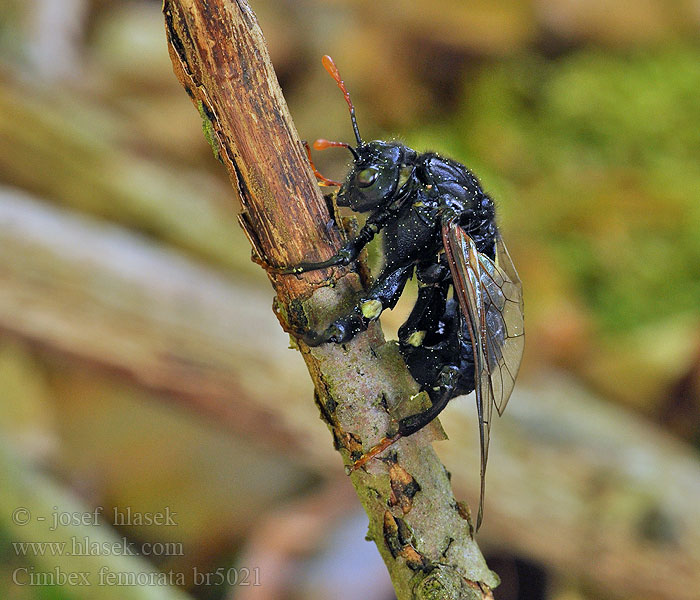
[[441, 221, 524, 529]]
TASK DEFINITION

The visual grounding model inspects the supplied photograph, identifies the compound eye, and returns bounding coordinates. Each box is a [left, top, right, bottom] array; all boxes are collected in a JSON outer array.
[[356, 167, 379, 187]]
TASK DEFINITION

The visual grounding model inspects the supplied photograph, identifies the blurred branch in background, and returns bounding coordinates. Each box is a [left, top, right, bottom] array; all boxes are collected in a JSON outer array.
[[2, 184, 700, 598], [232, 478, 395, 600], [441, 379, 700, 600], [0, 186, 313, 460]]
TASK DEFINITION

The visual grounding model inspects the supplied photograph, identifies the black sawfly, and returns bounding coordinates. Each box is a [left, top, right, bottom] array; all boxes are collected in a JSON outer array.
[[274, 56, 524, 530]]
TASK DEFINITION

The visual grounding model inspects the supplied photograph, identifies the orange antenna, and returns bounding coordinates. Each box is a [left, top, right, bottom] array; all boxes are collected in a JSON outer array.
[[321, 55, 363, 147], [303, 141, 342, 187]]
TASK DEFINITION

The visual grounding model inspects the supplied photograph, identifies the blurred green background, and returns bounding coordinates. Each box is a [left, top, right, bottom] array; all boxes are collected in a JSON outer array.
[[1, 1, 699, 599]]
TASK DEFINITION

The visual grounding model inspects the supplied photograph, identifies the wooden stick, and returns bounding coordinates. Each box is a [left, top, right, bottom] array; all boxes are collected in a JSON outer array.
[[162, 1, 497, 597]]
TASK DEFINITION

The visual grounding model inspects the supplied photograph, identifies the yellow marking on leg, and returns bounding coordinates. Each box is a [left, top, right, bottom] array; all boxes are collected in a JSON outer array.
[[361, 299, 383, 320]]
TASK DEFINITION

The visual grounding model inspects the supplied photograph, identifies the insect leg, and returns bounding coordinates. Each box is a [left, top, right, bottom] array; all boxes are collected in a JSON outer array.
[[350, 277, 462, 471], [398, 261, 451, 350], [303, 264, 413, 346], [397, 366, 460, 436], [397, 283, 462, 437], [274, 221, 382, 275], [349, 369, 459, 472]]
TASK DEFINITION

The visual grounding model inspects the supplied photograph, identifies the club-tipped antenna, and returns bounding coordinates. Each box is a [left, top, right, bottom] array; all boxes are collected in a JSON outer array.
[[321, 55, 363, 147], [314, 138, 358, 159]]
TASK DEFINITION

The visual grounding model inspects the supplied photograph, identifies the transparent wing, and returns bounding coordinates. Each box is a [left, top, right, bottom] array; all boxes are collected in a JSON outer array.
[[442, 222, 525, 529], [479, 234, 525, 415]]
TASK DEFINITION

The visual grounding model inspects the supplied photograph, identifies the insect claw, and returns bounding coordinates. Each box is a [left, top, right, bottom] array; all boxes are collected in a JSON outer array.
[[259, 261, 293, 275], [347, 433, 402, 473], [249, 250, 305, 276], [301, 330, 325, 347], [251, 253, 282, 273]]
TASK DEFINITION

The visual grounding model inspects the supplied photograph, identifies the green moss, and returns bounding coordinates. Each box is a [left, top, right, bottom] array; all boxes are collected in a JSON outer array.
[[197, 100, 221, 161]]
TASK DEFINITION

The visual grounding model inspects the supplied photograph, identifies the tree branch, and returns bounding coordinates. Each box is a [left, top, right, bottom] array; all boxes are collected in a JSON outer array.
[[161, 1, 497, 597]]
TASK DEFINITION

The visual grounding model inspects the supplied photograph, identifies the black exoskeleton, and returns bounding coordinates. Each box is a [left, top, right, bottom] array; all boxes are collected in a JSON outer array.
[[277, 56, 524, 530], [287, 141, 496, 439]]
